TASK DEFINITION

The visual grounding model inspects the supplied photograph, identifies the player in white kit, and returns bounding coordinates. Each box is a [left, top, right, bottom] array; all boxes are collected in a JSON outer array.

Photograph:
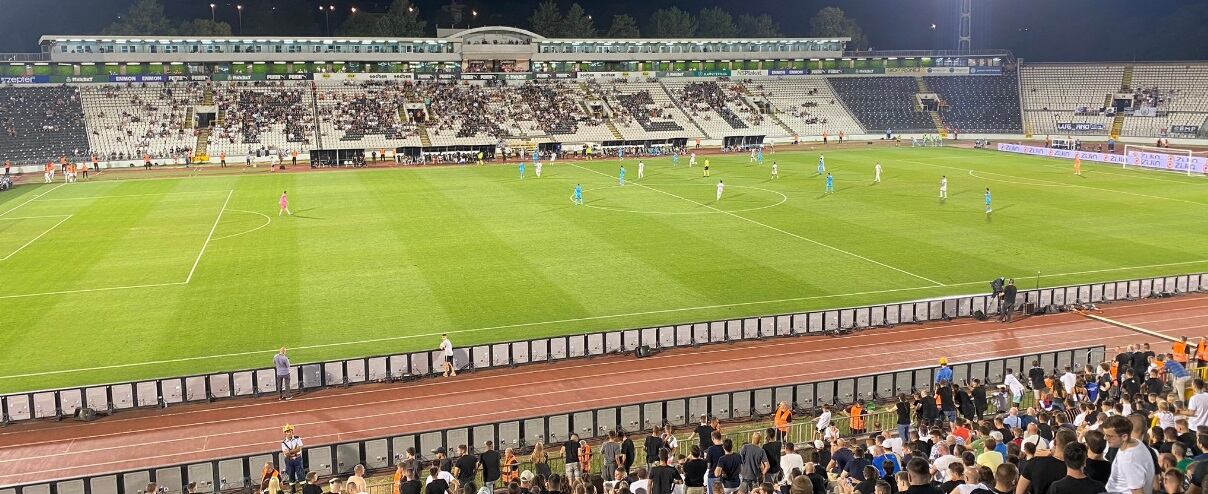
[[716, 180, 725, 201], [939, 175, 948, 200], [874, 162, 882, 183], [689, 153, 697, 167], [637, 161, 645, 179], [749, 149, 756, 163], [771, 162, 779, 179], [535, 161, 543, 178]]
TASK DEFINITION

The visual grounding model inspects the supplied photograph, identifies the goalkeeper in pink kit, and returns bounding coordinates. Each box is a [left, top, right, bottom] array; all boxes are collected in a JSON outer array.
[[279, 191, 292, 216]]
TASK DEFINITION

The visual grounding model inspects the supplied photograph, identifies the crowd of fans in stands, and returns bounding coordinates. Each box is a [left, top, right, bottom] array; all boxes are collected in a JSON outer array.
[[317, 82, 417, 142], [677, 82, 751, 129], [257, 338, 1207, 494], [214, 82, 314, 147]]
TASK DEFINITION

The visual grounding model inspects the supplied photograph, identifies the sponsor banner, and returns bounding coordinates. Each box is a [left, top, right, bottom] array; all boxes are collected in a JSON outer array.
[[416, 73, 435, 80], [994, 143, 1208, 174], [695, 70, 730, 77], [808, 68, 884, 75], [58, 75, 107, 83], [925, 66, 971, 75], [166, 75, 210, 82], [0, 75, 49, 84], [732, 69, 768, 77], [657, 70, 731, 78], [768, 69, 808, 76], [316, 72, 414, 82], [1171, 125, 1199, 134], [108, 74, 168, 83], [1056, 122, 1106, 131], [437, 73, 456, 80], [535, 72, 578, 79], [578, 71, 627, 80], [266, 73, 314, 81], [969, 67, 1003, 76], [1126, 149, 1208, 174], [886, 67, 924, 75], [502, 73, 531, 80]]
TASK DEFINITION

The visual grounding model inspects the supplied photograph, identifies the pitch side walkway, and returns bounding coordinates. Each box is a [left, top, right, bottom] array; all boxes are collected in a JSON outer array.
[[0, 295, 1204, 487]]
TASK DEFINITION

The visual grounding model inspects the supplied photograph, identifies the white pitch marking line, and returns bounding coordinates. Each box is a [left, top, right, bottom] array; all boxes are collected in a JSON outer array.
[[0, 327, 1179, 470], [0, 282, 188, 301], [184, 190, 233, 284], [570, 163, 948, 286], [0, 183, 65, 218], [210, 209, 272, 241], [0, 214, 74, 221], [0, 215, 72, 261], [33, 190, 233, 201]]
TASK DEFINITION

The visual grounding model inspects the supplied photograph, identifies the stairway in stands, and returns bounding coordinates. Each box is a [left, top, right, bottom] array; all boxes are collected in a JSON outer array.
[[417, 124, 432, 147], [916, 77, 946, 134], [202, 85, 214, 106], [194, 129, 210, 158], [1110, 66, 1134, 139], [605, 120, 623, 140], [658, 80, 711, 138]]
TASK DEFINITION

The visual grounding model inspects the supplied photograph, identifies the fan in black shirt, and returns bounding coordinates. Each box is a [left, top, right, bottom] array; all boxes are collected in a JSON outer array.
[[1042, 442, 1103, 494], [644, 428, 665, 466], [400, 479, 423, 494], [480, 442, 502, 485], [301, 473, 324, 494], [426, 467, 450, 494], [1027, 363, 1046, 391], [693, 416, 715, 453], [1080, 430, 1111, 484], [649, 451, 681, 494], [454, 447, 478, 485], [682, 453, 708, 488], [971, 380, 988, 419], [762, 428, 782, 482]]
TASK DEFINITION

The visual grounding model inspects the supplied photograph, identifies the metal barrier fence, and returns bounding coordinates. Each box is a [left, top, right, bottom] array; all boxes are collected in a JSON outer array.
[[1, 345, 1104, 494], [2, 272, 1199, 427]]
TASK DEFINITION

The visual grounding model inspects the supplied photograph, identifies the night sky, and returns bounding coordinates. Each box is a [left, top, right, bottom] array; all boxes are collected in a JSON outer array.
[[2, 0, 1206, 62]]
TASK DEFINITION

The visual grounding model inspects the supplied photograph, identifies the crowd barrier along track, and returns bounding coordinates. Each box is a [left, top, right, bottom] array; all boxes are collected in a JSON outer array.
[[2, 272, 1201, 427], [0, 345, 1106, 494]]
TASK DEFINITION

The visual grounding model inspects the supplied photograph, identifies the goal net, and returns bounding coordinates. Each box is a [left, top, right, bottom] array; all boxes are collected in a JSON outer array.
[[1123, 144, 1208, 176]]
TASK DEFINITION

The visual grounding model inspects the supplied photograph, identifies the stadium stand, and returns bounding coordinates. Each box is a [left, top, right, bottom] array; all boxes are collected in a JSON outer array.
[[745, 78, 865, 137], [925, 74, 1024, 133], [314, 81, 421, 149], [211, 81, 315, 157], [604, 81, 693, 140], [79, 83, 200, 161], [1122, 63, 1208, 137], [0, 86, 90, 165], [663, 80, 762, 138], [1019, 64, 1126, 136], [828, 76, 935, 132]]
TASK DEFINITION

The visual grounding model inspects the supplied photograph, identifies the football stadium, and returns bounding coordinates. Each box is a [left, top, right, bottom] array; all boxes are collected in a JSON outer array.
[[1, 0, 1207, 493]]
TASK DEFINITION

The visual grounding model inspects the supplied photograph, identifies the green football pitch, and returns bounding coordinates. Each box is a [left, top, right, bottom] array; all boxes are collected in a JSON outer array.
[[0, 146, 1205, 393]]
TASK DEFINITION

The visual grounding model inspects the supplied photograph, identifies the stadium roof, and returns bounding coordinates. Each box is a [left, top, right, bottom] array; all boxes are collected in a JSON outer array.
[[39, 25, 849, 45]]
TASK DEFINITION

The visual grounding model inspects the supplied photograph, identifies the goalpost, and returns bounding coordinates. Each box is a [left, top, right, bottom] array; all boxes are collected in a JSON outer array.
[[1122, 144, 1208, 176]]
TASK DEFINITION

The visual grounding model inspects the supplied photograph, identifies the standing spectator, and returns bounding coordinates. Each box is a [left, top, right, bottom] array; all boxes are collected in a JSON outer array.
[[531, 443, 551, 478], [500, 448, 519, 485], [303, 472, 324, 494], [601, 431, 621, 480], [562, 434, 583, 479], [280, 424, 305, 493], [348, 465, 368, 493], [645, 427, 665, 471], [704, 432, 725, 494], [274, 347, 292, 401], [1045, 442, 1104, 494], [936, 359, 954, 385], [896, 394, 913, 442], [1102, 415, 1155, 494], [763, 428, 783, 483], [1004, 371, 1025, 406], [714, 439, 743, 494], [621, 431, 637, 474], [453, 445, 477, 487], [426, 467, 452, 494], [1166, 357, 1192, 399], [740, 432, 770, 491], [480, 441, 501, 490], [650, 450, 682, 494], [774, 403, 792, 442], [1017, 428, 1073, 494], [1082, 430, 1111, 484], [779, 443, 804, 484], [683, 446, 709, 494], [440, 334, 456, 377], [398, 469, 422, 494], [1184, 379, 1208, 429], [817, 406, 833, 435], [693, 416, 715, 453], [992, 463, 1019, 494]]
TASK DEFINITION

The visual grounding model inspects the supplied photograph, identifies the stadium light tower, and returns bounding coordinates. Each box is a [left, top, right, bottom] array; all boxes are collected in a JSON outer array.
[[210, 3, 216, 21], [236, 4, 243, 35]]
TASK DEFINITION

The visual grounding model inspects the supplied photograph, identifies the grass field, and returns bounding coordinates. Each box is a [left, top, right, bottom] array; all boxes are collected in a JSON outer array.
[[1, 145, 1206, 393]]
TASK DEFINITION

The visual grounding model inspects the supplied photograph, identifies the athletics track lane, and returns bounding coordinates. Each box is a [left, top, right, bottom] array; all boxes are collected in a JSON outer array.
[[0, 294, 1204, 487]]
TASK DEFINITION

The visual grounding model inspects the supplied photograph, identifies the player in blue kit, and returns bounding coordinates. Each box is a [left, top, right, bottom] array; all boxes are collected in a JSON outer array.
[[817, 155, 826, 175], [757, 148, 764, 165], [984, 188, 992, 214], [573, 184, 583, 205], [518, 161, 525, 179], [672, 153, 679, 166], [619, 165, 626, 186], [825, 172, 834, 193]]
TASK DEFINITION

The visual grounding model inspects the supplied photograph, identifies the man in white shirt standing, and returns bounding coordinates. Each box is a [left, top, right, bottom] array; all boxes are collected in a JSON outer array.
[[874, 162, 882, 183], [281, 425, 305, 493], [1102, 415, 1154, 494], [816, 405, 832, 435], [440, 334, 456, 377], [1003, 369, 1025, 405], [638, 161, 645, 179], [779, 443, 803, 484], [1182, 378, 1208, 429], [716, 181, 724, 202], [1059, 366, 1078, 395]]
